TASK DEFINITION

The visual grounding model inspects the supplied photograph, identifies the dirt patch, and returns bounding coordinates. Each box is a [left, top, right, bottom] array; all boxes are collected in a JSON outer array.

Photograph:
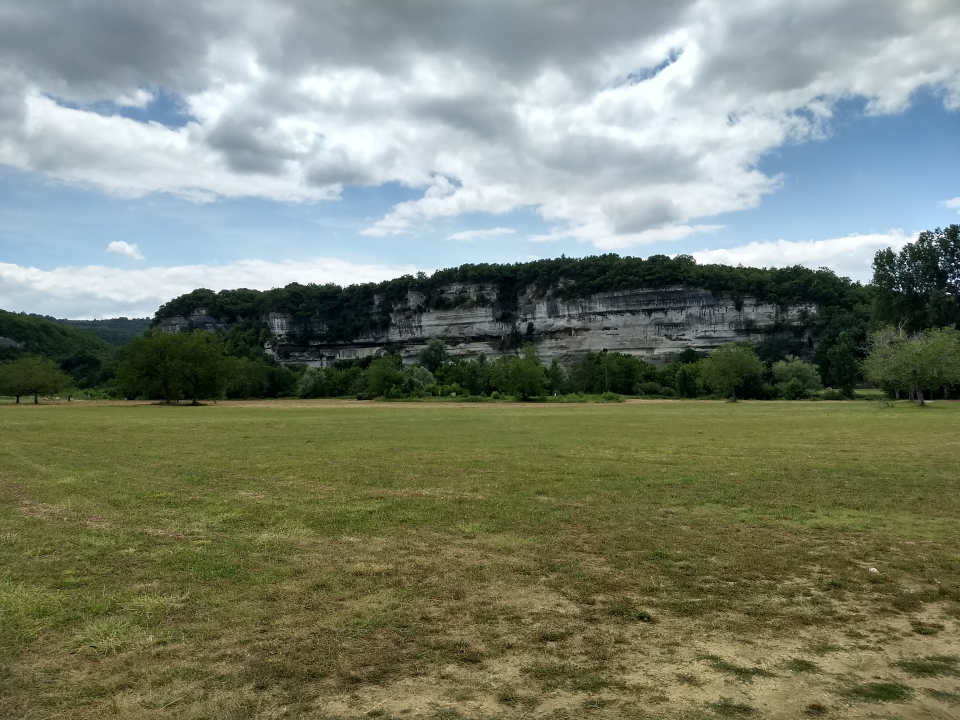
[[317, 601, 960, 719]]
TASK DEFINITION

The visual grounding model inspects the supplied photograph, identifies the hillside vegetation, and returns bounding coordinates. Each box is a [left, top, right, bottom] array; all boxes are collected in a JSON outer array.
[[54, 317, 151, 346], [0, 310, 118, 388]]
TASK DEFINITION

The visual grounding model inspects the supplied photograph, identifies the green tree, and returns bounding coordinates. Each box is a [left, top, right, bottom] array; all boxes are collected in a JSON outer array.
[[771, 355, 822, 398], [463, 353, 489, 396], [489, 345, 547, 400], [826, 331, 859, 397], [0, 356, 70, 403], [545, 358, 568, 395], [873, 225, 960, 330], [115, 330, 229, 404], [698, 343, 764, 401], [365, 354, 404, 397], [862, 326, 960, 406], [675, 364, 699, 398], [178, 331, 230, 404], [417, 338, 449, 373], [115, 332, 184, 402], [570, 351, 656, 395]]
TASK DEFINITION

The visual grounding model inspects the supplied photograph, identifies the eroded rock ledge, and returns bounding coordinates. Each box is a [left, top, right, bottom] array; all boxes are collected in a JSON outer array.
[[158, 284, 812, 368]]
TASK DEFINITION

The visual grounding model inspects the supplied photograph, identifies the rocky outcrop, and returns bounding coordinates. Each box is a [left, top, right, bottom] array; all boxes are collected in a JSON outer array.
[[156, 309, 232, 335], [158, 284, 813, 367], [0, 336, 23, 349]]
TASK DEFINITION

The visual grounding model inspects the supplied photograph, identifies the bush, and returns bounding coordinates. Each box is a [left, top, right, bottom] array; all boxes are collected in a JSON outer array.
[[778, 377, 808, 400], [637, 381, 662, 396], [659, 387, 677, 397]]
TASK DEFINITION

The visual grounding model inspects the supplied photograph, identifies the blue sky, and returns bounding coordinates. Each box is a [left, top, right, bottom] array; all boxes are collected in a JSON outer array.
[[0, 1, 959, 318]]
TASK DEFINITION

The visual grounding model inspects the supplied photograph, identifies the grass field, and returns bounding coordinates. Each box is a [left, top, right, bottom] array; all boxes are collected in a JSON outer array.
[[1, 400, 959, 719]]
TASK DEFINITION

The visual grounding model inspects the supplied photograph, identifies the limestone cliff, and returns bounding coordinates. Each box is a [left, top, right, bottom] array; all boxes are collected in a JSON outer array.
[[158, 283, 813, 367]]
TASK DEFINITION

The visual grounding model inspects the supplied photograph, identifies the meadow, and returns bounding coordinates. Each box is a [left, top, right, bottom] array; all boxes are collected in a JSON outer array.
[[1, 399, 958, 719]]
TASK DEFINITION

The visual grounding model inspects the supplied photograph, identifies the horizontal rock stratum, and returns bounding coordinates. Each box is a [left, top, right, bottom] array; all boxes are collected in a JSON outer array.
[[157, 284, 813, 367]]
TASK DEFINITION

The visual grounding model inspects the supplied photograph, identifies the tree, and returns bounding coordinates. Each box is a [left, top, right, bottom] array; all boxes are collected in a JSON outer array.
[[570, 351, 656, 395], [545, 358, 568, 395], [825, 331, 859, 397], [115, 330, 229, 404], [772, 355, 822, 398], [463, 353, 489, 396], [698, 343, 764, 401], [873, 225, 960, 330], [365, 354, 404, 397], [488, 344, 547, 400], [0, 357, 70, 403], [862, 325, 960, 406], [177, 331, 229, 404], [116, 331, 184, 402], [675, 364, 698, 398], [417, 338, 449, 373]]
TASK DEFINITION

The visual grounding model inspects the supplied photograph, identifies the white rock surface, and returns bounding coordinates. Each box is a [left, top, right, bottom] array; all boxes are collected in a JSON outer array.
[[159, 285, 813, 367]]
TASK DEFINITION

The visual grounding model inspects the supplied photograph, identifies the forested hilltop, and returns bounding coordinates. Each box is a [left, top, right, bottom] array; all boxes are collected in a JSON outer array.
[[0, 310, 118, 388], [153, 253, 872, 351], [53, 317, 151, 346]]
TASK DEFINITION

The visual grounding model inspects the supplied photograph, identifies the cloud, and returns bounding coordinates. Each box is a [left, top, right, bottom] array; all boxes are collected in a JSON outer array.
[[691, 230, 916, 282], [106, 240, 144, 259], [0, 257, 422, 319], [447, 227, 515, 241], [945, 197, 960, 213], [0, 1, 958, 246]]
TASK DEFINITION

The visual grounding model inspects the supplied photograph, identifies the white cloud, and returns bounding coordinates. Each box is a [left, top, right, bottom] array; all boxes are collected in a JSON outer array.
[[691, 230, 916, 282], [447, 227, 515, 241], [0, 1, 958, 247], [114, 88, 154, 108], [945, 197, 960, 213], [106, 240, 144, 259], [0, 258, 422, 319]]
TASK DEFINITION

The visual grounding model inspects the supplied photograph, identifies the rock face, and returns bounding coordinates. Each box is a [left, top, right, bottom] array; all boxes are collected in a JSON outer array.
[[0, 336, 23, 349], [158, 285, 813, 367]]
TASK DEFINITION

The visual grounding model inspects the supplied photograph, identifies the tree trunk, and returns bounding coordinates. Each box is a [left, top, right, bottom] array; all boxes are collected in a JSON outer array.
[[33, 393, 39, 404], [730, 386, 737, 402], [915, 384, 925, 406], [15, 395, 20, 404]]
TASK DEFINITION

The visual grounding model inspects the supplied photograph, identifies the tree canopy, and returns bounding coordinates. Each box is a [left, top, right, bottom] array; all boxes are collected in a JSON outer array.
[[116, 330, 230, 404], [862, 325, 960, 405], [873, 225, 960, 330], [0, 356, 71, 403], [698, 343, 765, 401]]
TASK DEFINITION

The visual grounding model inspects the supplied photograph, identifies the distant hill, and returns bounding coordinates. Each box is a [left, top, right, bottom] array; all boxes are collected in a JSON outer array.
[[0, 310, 120, 388], [54, 317, 151, 346]]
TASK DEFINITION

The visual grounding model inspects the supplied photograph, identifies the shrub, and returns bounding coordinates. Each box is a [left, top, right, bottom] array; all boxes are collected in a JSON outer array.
[[637, 381, 662, 395], [778, 377, 808, 400], [659, 386, 677, 397]]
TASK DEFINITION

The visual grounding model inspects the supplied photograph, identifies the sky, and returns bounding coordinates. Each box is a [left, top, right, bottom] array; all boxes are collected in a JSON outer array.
[[0, 1, 958, 319]]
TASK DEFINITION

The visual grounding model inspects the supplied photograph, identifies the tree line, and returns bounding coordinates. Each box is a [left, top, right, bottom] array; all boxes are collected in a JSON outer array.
[[2, 224, 958, 404]]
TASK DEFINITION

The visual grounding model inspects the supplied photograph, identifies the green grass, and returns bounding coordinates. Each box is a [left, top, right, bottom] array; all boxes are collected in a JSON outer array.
[[699, 654, 776, 682], [893, 655, 959, 677], [0, 399, 958, 718], [840, 681, 913, 703], [783, 658, 821, 674]]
